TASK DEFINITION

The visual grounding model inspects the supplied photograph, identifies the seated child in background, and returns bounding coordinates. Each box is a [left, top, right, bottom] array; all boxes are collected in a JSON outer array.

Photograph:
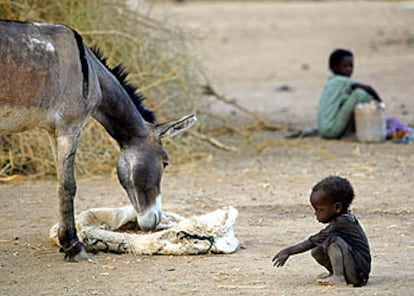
[[317, 49, 383, 139], [272, 176, 371, 287]]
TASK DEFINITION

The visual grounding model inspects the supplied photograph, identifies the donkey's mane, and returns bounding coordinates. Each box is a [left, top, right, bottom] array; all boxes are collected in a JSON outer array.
[[91, 47, 156, 123]]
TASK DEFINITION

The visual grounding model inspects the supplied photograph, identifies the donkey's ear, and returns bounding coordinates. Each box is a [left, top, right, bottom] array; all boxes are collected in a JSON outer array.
[[156, 114, 197, 138]]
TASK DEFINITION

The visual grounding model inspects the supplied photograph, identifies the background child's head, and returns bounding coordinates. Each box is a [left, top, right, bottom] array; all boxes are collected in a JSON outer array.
[[310, 176, 355, 222], [329, 49, 354, 77]]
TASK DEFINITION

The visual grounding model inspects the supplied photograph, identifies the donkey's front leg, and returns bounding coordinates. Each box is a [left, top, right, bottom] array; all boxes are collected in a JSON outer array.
[[56, 132, 89, 262]]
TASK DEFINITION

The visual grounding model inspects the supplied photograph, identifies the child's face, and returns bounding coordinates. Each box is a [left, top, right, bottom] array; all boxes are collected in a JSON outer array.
[[332, 55, 353, 77], [310, 190, 341, 223]]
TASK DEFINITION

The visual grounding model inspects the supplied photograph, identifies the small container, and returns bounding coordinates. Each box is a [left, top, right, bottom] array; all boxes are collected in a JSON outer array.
[[354, 101, 386, 143]]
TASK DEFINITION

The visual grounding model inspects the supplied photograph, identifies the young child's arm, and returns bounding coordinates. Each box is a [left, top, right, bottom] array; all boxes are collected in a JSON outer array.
[[272, 239, 314, 267], [351, 82, 382, 101]]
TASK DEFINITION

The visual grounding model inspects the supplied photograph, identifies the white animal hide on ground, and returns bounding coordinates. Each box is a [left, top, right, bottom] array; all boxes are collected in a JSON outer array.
[[50, 206, 240, 255]]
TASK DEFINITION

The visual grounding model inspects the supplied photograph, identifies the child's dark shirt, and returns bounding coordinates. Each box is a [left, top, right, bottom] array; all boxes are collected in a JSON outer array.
[[308, 212, 371, 280]]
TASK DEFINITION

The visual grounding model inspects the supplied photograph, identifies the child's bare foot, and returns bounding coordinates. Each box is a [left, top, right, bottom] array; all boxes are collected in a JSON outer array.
[[316, 275, 347, 286], [316, 272, 332, 280]]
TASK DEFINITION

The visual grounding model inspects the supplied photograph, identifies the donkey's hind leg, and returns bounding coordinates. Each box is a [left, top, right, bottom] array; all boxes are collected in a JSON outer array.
[[55, 128, 89, 261]]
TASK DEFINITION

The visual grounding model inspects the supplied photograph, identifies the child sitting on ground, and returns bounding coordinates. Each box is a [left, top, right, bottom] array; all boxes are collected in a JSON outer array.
[[317, 49, 383, 139], [272, 176, 371, 287]]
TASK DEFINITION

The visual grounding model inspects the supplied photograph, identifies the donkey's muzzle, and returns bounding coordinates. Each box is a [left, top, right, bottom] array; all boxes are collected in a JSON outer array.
[[137, 208, 161, 231]]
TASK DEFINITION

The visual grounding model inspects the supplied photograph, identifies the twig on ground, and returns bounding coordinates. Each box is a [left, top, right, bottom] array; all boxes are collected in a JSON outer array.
[[188, 131, 238, 152], [201, 83, 284, 131]]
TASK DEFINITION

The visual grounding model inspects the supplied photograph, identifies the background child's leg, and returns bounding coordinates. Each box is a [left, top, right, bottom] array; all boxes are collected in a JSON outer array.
[[325, 89, 374, 138]]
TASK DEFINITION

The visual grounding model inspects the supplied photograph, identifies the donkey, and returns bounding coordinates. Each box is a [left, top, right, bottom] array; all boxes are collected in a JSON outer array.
[[0, 20, 197, 261]]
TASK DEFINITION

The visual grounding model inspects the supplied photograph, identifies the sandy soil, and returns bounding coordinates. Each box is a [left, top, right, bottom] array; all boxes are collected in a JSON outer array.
[[1, 1, 414, 295]]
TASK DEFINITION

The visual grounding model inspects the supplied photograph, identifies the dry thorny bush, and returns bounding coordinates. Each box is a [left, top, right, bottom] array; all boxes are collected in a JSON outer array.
[[0, 0, 282, 181]]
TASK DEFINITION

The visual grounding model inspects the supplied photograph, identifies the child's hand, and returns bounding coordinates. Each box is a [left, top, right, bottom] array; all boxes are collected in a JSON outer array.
[[272, 249, 290, 267]]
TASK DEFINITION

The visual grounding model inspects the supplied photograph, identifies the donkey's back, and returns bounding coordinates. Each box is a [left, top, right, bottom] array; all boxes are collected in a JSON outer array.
[[0, 20, 91, 133]]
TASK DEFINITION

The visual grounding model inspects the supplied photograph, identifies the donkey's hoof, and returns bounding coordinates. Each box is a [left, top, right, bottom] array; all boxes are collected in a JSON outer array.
[[71, 246, 90, 262], [62, 241, 90, 262]]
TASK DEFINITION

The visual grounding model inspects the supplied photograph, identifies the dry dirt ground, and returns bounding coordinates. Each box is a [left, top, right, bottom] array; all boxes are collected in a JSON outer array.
[[1, 1, 414, 295]]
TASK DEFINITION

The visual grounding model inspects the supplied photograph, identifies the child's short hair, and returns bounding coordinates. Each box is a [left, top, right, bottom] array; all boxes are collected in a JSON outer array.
[[329, 49, 353, 71], [312, 176, 355, 210]]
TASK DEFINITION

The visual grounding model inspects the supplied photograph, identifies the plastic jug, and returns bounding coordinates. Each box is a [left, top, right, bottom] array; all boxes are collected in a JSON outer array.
[[354, 101, 386, 143]]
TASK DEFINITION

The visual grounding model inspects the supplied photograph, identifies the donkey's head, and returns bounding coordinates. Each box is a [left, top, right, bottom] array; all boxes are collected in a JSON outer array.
[[116, 114, 196, 231]]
